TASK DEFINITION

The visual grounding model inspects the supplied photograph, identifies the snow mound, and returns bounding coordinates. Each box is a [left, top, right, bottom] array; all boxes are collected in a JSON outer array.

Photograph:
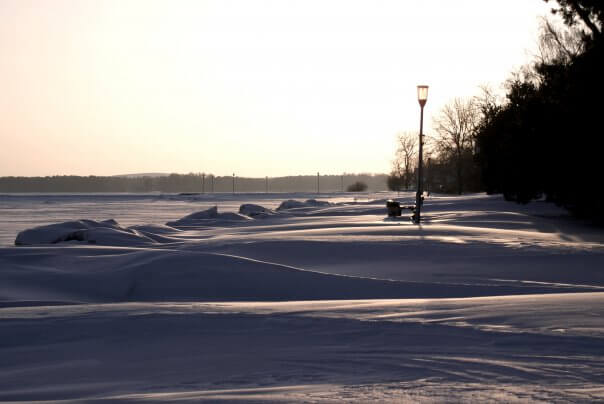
[[213, 212, 251, 221], [305, 198, 331, 207], [180, 205, 219, 219], [0, 249, 481, 302], [276, 199, 332, 211], [239, 204, 275, 218], [276, 200, 306, 210], [128, 223, 181, 234], [128, 224, 183, 243], [167, 206, 252, 227], [15, 219, 154, 246]]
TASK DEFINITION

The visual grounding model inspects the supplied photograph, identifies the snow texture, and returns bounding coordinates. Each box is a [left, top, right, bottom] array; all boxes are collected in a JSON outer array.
[[1, 192, 604, 402], [14, 219, 155, 246], [238, 203, 276, 218], [276, 198, 332, 211], [166, 205, 252, 227]]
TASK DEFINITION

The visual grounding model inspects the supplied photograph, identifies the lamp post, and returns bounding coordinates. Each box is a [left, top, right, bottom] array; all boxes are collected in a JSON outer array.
[[232, 173, 235, 194], [426, 157, 432, 196], [414, 85, 428, 224]]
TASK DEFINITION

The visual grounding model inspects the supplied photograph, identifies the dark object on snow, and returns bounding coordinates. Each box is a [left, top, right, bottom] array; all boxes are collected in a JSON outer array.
[[347, 181, 368, 192], [386, 200, 402, 217]]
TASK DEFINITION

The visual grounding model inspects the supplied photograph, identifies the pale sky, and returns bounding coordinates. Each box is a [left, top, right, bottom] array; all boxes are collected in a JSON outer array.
[[0, 0, 555, 177]]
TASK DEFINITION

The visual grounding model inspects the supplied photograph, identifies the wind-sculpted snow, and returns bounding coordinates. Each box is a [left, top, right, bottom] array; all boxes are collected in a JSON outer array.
[[14, 219, 155, 246], [2, 192, 604, 402], [276, 198, 332, 211], [3, 247, 585, 304], [276, 199, 308, 210], [1, 295, 604, 402], [7, 194, 604, 300], [238, 203, 276, 218], [166, 205, 252, 227]]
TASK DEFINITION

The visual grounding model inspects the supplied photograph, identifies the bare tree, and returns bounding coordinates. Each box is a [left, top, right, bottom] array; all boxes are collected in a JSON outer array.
[[544, 0, 603, 39], [392, 131, 417, 191], [433, 98, 479, 195], [473, 85, 503, 131], [537, 18, 584, 66]]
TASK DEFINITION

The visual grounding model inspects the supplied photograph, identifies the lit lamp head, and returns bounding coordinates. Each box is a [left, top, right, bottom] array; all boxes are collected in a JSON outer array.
[[417, 85, 429, 107]]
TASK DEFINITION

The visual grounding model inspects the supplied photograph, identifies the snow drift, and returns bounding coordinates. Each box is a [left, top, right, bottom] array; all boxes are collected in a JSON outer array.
[[14, 219, 155, 246], [166, 205, 252, 227], [2, 247, 578, 304], [276, 199, 332, 211], [2, 193, 604, 402], [238, 203, 276, 218]]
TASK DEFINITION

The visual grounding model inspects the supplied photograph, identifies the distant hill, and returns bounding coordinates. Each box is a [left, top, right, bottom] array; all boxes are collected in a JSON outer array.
[[112, 173, 171, 178]]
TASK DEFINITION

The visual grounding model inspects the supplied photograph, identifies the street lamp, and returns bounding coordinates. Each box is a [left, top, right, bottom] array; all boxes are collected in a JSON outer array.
[[414, 85, 428, 224], [426, 157, 432, 196]]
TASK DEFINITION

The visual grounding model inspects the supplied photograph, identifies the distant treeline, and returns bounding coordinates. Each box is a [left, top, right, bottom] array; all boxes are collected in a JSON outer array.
[[0, 174, 389, 193]]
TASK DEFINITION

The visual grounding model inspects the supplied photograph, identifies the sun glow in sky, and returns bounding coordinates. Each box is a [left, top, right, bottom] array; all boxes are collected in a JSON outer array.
[[0, 0, 554, 177]]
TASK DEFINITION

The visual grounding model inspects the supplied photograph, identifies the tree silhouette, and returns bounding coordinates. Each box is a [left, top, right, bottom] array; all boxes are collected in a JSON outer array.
[[544, 0, 603, 38], [433, 98, 479, 195], [474, 1, 604, 222], [392, 132, 417, 191]]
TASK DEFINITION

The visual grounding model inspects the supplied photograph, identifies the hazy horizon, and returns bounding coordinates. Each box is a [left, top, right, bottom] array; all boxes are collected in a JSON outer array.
[[1, 170, 391, 178], [1, 0, 556, 177]]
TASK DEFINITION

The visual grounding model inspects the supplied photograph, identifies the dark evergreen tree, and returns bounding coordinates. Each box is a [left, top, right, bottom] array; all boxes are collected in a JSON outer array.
[[475, 0, 604, 222]]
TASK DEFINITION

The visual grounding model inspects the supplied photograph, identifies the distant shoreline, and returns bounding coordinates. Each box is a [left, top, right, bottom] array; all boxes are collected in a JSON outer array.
[[0, 173, 390, 193]]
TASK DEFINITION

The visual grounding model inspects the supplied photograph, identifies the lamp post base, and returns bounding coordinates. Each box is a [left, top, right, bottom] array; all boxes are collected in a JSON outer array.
[[412, 193, 424, 224]]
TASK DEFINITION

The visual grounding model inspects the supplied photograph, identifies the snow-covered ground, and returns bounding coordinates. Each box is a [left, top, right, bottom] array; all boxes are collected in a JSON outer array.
[[1, 192, 603, 402], [0, 192, 324, 247]]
